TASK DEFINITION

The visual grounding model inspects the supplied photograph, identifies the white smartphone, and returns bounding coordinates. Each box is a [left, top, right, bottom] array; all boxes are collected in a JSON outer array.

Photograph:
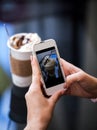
[[33, 39, 65, 96]]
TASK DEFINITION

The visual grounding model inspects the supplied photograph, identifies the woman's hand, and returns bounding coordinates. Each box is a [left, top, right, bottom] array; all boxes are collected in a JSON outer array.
[[61, 58, 97, 98], [24, 56, 65, 130]]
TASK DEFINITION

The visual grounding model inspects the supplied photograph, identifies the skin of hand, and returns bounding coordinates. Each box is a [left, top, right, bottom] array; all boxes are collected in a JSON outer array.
[[61, 58, 97, 98], [24, 56, 65, 130]]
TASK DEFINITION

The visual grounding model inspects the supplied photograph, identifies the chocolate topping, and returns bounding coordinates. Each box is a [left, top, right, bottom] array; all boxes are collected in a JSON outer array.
[[11, 35, 25, 49]]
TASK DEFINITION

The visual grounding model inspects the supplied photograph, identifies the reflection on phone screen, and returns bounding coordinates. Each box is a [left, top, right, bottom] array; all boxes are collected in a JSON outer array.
[[36, 47, 64, 88]]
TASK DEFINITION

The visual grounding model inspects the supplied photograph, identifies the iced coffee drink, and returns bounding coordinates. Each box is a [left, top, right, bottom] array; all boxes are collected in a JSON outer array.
[[7, 33, 41, 87]]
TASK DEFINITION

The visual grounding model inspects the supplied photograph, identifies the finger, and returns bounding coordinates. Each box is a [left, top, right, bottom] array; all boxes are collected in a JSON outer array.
[[30, 55, 41, 88], [49, 89, 66, 106], [60, 58, 80, 76], [60, 58, 71, 76], [66, 73, 80, 88]]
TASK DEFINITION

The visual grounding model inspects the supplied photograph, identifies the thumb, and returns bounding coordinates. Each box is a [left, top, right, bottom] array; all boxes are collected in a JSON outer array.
[[30, 55, 41, 90], [49, 89, 65, 106]]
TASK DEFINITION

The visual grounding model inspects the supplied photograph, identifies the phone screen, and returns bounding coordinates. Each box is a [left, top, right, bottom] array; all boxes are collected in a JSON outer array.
[[36, 47, 65, 88]]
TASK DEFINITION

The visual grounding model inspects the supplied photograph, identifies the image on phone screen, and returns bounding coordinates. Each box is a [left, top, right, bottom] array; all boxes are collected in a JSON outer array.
[[36, 47, 64, 88]]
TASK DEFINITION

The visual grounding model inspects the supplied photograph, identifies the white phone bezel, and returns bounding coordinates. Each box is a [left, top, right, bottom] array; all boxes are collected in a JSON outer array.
[[33, 39, 65, 95]]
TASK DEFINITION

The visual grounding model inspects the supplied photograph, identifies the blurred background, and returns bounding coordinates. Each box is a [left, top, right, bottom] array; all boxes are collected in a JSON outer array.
[[0, 0, 97, 130]]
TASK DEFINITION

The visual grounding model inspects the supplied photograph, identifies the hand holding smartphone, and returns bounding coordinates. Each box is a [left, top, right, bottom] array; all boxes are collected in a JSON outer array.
[[32, 39, 65, 96]]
